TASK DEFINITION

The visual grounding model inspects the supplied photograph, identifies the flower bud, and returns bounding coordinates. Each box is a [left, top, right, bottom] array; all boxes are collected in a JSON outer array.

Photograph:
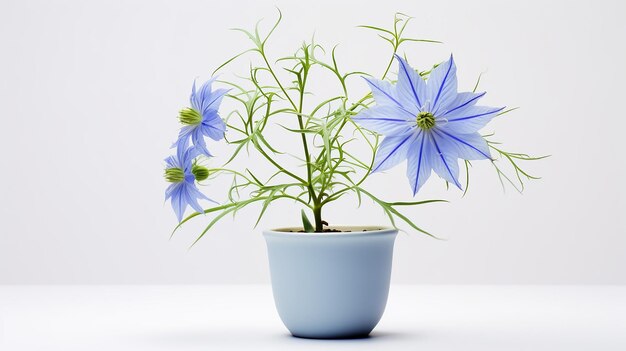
[[192, 165, 210, 181]]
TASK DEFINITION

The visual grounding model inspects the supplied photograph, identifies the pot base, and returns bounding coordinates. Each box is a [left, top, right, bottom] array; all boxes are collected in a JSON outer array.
[[291, 331, 372, 340]]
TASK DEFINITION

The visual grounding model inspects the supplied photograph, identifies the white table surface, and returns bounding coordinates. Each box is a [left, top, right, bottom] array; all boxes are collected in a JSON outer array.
[[1, 285, 625, 350]]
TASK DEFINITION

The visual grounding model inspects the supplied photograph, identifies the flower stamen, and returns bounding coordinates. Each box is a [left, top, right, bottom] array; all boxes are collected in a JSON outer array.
[[165, 168, 185, 183], [179, 108, 202, 125], [416, 111, 435, 130]]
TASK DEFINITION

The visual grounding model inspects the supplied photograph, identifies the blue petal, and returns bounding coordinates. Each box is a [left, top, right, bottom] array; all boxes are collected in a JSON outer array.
[[168, 182, 215, 222], [175, 138, 196, 166], [193, 183, 217, 203], [395, 55, 427, 111], [406, 131, 432, 195], [432, 129, 491, 160], [441, 91, 486, 115], [372, 133, 416, 173], [201, 88, 228, 115], [175, 138, 191, 165], [190, 80, 199, 111], [442, 105, 505, 134], [187, 182, 218, 214], [170, 184, 186, 222], [363, 77, 416, 116], [352, 105, 414, 136], [196, 77, 217, 109], [428, 132, 462, 189], [427, 55, 458, 114], [185, 145, 201, 166], [164, 182, 179, 201], [164, 155, 178, 169], [191, 128, 212, 157], [176, 125, 194, 145], [182, 183, 205, 215], [201, 112, 226, 141], [193, 185, 214, 203], [165, 139, 194, 177]]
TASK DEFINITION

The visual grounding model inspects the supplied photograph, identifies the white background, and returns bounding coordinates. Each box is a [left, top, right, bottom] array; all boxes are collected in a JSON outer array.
[[1, 0, 624, 285]]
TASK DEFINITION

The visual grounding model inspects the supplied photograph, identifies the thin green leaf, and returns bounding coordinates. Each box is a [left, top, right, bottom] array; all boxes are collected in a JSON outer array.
[[301, 209, 314, 232], [497, 107, 520, 116], [213, 49, 256, 75], [357, 25, 394, 36]]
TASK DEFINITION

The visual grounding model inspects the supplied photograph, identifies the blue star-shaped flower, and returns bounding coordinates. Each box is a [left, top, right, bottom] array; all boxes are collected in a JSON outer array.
[[353, 55, 504, 195], [177, 77, 228, 156], [164, 140, 216, 222]]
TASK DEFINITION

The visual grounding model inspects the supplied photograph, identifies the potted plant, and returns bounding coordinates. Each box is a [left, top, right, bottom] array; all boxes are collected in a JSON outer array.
[[163, 12, 543, 339]]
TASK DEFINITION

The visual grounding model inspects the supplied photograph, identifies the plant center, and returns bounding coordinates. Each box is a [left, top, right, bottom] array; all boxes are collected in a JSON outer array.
[[164, 168, 185, 183], [416, 111, 435, 130], [179, 107, 202, 125]]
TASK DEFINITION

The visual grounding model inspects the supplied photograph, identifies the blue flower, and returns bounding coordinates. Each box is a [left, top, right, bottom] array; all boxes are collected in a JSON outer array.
[[164, 140, 216, 222], [353, 55, 504, 195], [177, 77, 228, 157]]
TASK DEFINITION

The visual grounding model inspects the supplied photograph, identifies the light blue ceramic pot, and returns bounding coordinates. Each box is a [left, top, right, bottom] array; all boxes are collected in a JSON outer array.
[[263, 226, 398, 339]]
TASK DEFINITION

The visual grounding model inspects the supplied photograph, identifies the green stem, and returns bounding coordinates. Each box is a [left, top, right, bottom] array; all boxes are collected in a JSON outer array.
[[255, 50, 310, 186], [313, 205, 323, 232], [261, 48, 319, 230], [261, 55, 297, 109], [297, 72, 318, 208], [380, 51, 396, 81]]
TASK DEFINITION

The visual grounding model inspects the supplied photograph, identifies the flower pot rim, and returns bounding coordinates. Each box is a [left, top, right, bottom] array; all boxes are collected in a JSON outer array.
[[263, 226, 397, 237]]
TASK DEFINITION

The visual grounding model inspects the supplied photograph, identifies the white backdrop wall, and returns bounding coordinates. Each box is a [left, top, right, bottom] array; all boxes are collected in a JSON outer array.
[[1, 0, 624, 284]]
